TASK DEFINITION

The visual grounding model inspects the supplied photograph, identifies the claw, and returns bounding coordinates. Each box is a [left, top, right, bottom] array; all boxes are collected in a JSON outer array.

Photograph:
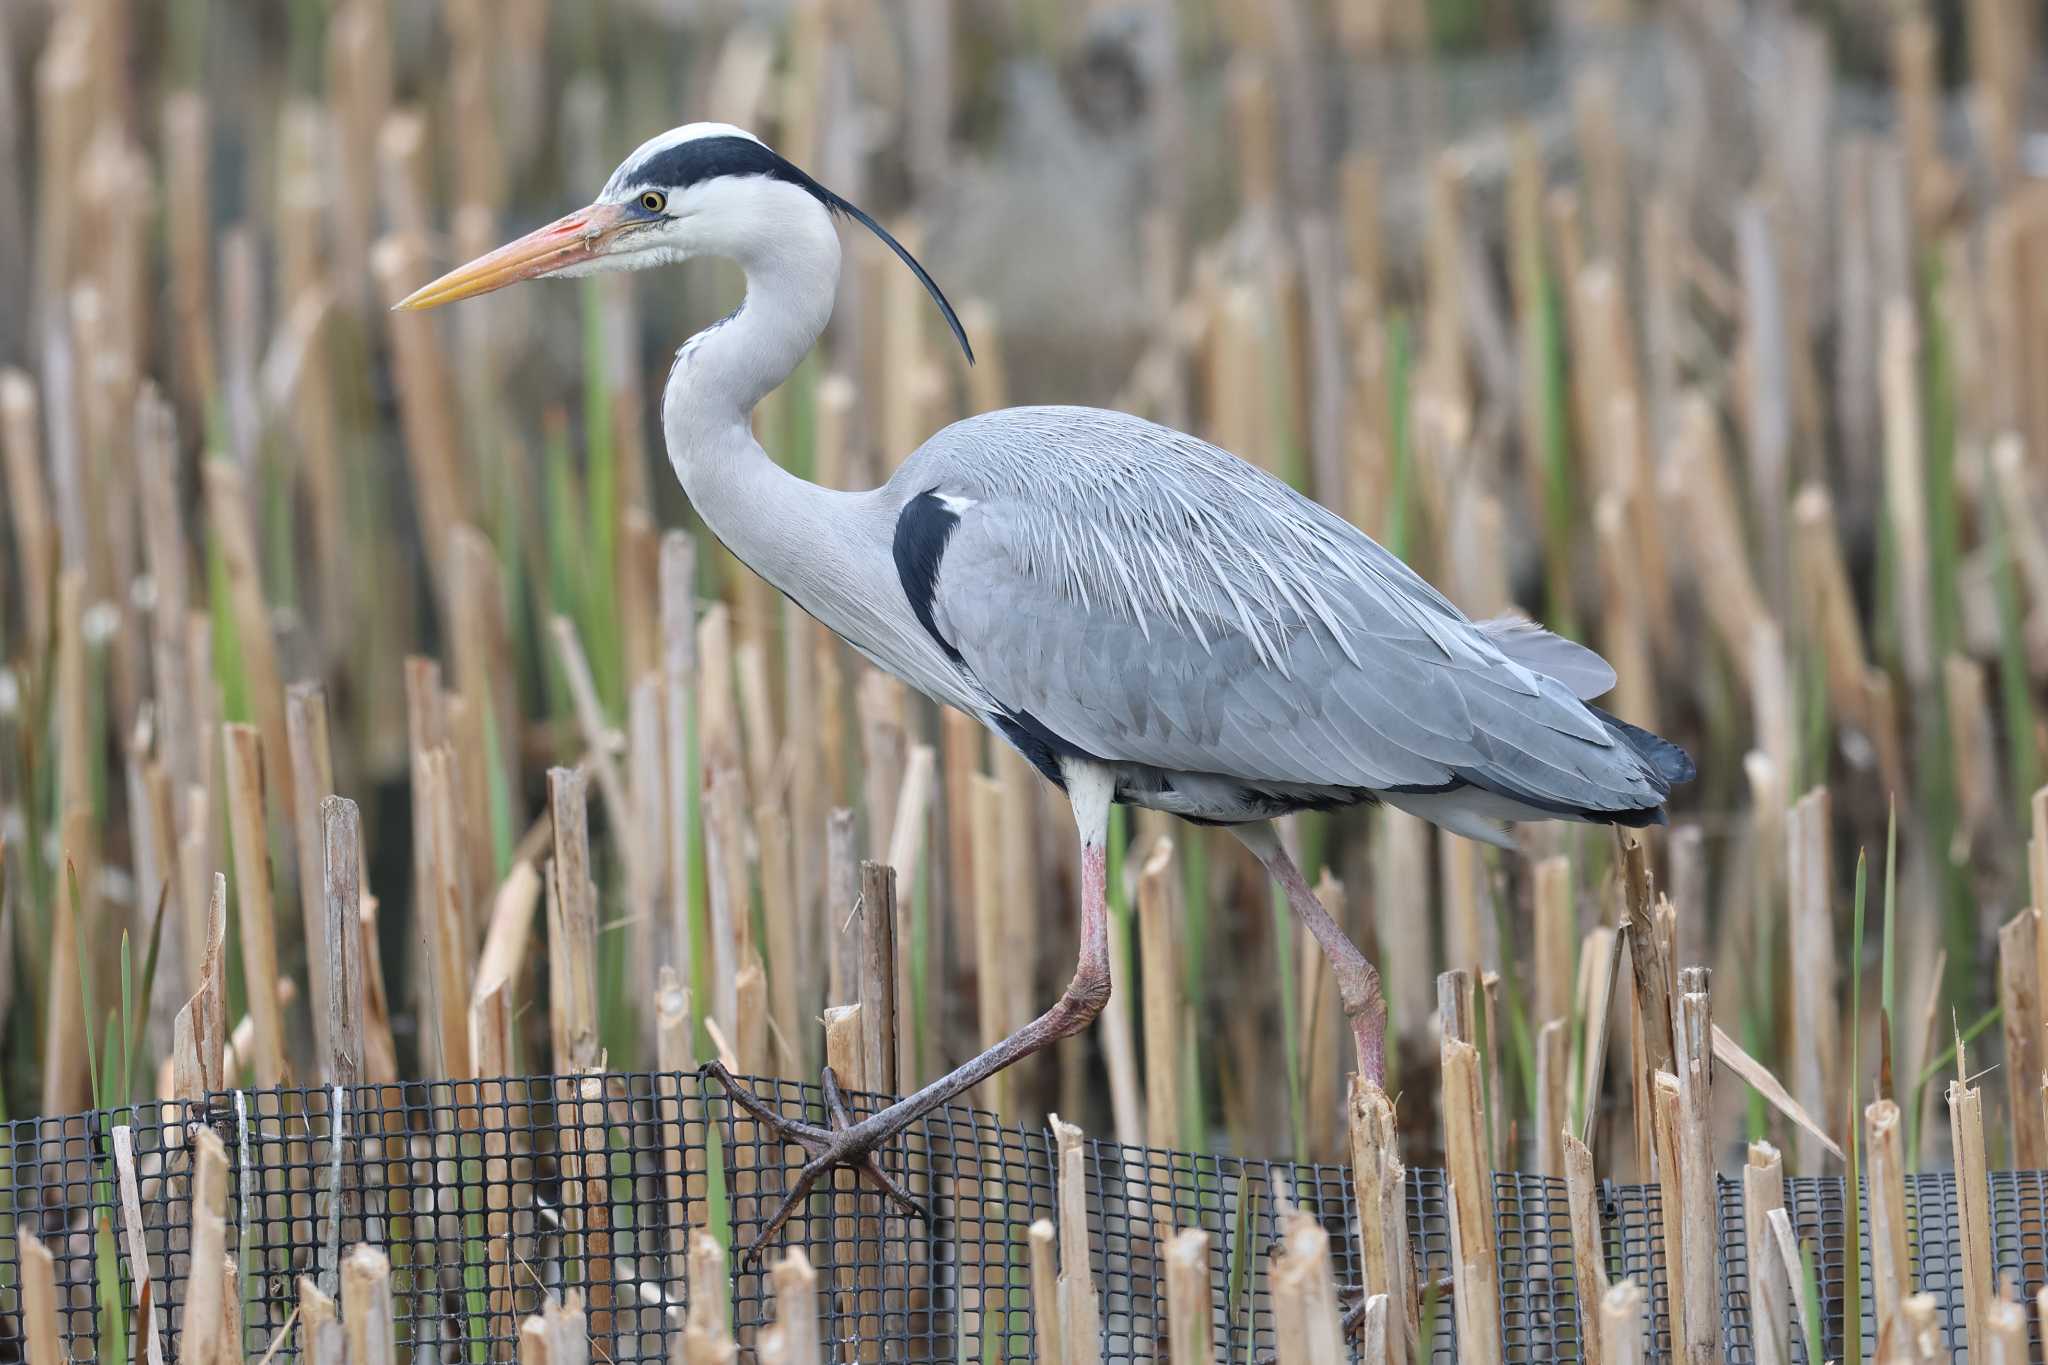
[[705, 1062, 932, 1262]]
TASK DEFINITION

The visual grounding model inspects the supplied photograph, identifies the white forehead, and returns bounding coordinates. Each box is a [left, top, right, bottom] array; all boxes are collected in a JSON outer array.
[[602, 123, 766, 197]]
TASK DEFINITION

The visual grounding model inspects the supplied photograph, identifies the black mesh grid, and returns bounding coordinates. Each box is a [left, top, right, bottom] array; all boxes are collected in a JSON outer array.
[[2, 1075, 2041, 1363], [1717, 1170, 2048, 1361]]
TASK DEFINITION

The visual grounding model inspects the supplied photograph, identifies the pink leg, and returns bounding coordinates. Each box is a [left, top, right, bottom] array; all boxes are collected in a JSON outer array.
[[705, 760, 1117, 1257], [1233, 822, 1389, 1086]]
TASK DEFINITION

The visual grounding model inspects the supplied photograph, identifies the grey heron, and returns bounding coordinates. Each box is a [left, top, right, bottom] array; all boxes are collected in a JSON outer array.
[[398, 122, 1693, 1248]]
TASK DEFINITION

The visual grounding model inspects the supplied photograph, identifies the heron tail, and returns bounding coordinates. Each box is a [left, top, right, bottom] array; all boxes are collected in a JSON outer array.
[[1588, 705, 1697, 793]]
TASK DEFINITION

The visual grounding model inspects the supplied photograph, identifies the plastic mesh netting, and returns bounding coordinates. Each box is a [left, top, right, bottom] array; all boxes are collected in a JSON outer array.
[[0, 1073, 2041, 1362]]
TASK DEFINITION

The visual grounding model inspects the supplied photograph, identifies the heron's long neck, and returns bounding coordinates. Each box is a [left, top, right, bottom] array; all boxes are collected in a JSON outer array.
[[661, 228, 865, 616]]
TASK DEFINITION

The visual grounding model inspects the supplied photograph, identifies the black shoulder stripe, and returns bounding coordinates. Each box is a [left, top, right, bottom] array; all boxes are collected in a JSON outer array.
[[892, 488, 964, 665]]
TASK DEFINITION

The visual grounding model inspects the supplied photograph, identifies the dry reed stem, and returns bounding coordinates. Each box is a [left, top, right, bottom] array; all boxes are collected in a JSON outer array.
[[287, 685, 336, 1061], [42, 806, 90, 1114], [547, 768, 601, 1071], [1951, 1072, 1993, 1358], [1271, 1211, 1345, 1365], [0, 370, 53, 659], [1986, 1290, 2027, 1363], [859, 861, 900, 1095], [1673, 970, 1715, 1364], [472, 861, 542, 1075], [203, 460, 291, 816], [1997, 909, 2047, 1167], [755, 801, 801, 1074], [1137, 837, 1182, 1148], [550, 615, 640, 888], [1670, 392, 1765, 674], [1650, 1072, 1688, 1351], [1349, 1078, 1412, 1365], [887, 743, 937, 1084], [1535, 1021, 1568, 1179], [322, 797, 365, 1088], [1879, 300, 1934, 690], [824, 1005, 862, 1090], [342, 1246, 394, 1365], [702, 763, 749, 1037], [1600, 1281, 1645, 1365], [661, 531, 697, 995], [1441, 1031, 1499, 1362], [1710, 1026, 1841, 1161], [1792, 484, 1872, 729], [969, 775, 1010, 1114], [1050, 1115, 1102, 1365], [1946, 655, 1999, 849], [417, 747, 475, 1079], [18, 1229, 57, 1365], [1028, 1219, 1063, 1365], [1866, 1099, 1912, 1343], [1562, 1131, 1605, 1365], [735, 961, 768, 1075], [299, 1279, 340, 1365], [1892, 1293, 1948, 1364], [110, 1127, 164, 1365], [1787, 788, 1839, 1171], [223, 724, 287, 1087], [179, 1128, 230, 1365], [1163, 1229, 1212, 1365], [1532, 856, 1573, 1032], [857, 670, 907, 859]]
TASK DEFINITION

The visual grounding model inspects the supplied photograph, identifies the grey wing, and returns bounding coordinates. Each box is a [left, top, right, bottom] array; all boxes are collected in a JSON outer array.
[[910, 407, 1672, 817]]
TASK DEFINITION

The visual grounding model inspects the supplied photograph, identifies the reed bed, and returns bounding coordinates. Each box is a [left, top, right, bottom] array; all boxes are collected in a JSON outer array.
[[3, 0, 2048, 1357]]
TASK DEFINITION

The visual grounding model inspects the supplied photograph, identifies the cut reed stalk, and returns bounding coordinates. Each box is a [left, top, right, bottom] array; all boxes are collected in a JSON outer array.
[[287, 684, 337, 1060], [1028, 1219, 1064, 1365], [179, 1128, 231, 1365], [969, 774, 1010, 1114], [859, 861, 900, 1095], [223, 724, 286, 1087], [299, 1279, 340, 1365], [1673, 969, 1715, 1363], [1163, 1228, 1212, 1364], [755, 798, 801, 1074], [1349, 1077, 1412, 1365], [1562, 1132, 1604, 1365], [1271, 1208, 1345, 1365], [322, 797, 365, 1088], [1050, 1114, 1102, 1365], [338, 1246, 394, 1365], [1599, 1281, 1645, 1365], [1744, 1146, 1794, 1365], [1440, 1017, 1499, 1362], [18, 1230, 57, 1365], [547, 768, 600, 1072], [471, 861, 542, 1076], [1997, 909, 2047, 1166], [1866, 1099, 1912, 1343], [703, 763, 749, 1037], [1138, 837, 1182, 1148], [1536, 1021, 1568, 1179], [1787, 789, 1839, 1172], [1951, 1068, 1993, 1358]]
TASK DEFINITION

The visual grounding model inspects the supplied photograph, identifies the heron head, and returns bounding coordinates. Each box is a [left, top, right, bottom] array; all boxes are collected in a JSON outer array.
[[393, 122, 971, 362]]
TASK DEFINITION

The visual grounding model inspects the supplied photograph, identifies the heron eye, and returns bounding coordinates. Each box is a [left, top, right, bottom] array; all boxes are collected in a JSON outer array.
[[640, 190, 668, 214]]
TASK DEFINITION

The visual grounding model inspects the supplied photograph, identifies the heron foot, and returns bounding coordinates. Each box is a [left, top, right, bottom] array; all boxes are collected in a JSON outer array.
[[698, 1061, 927, 1267]]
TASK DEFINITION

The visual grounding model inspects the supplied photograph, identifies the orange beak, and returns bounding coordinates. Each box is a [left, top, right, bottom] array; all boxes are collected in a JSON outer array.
[[392, 203, 633, 311]]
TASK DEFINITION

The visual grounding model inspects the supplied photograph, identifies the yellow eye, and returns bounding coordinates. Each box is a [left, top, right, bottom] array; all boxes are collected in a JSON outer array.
[[640, 190, 667, 214]]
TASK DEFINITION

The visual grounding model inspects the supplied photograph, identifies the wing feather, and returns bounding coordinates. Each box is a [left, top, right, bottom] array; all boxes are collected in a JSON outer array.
[[901, 406, 1669, 813]]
